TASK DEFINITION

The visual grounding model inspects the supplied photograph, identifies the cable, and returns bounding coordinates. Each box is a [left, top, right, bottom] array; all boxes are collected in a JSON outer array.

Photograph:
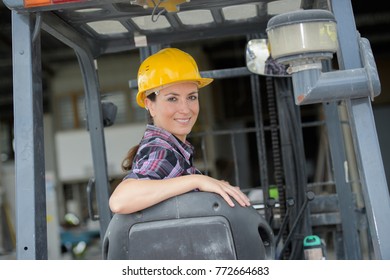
[[151, 0, 166, 22], [274, 78, 310, 259], [277, 191, 315, 259]]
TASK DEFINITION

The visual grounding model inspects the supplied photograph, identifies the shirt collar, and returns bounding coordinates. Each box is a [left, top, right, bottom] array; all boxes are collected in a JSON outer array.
[[144, 124, 194, 161]]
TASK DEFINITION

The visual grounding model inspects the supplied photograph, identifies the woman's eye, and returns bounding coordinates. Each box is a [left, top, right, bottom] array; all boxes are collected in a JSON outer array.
[[167, 97, 177, 102], [189, 95, 198, 101]]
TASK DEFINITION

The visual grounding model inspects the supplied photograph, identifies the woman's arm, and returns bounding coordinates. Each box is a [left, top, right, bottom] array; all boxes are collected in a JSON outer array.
[[109, 174, 251, 214]]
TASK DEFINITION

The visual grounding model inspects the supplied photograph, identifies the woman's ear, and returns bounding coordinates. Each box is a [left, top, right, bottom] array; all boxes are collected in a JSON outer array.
[[144, 98, 155, 117], [144, 97, 151, 110]]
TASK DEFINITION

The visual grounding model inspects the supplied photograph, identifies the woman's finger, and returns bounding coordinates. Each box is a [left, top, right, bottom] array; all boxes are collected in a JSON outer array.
[[217, 189, 236, 207], [220, 182, 250, 207]]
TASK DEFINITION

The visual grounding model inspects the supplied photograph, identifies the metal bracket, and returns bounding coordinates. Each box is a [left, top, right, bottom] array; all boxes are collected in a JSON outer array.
[[291, 37, 381, 105], [86, 178, 99, 221]]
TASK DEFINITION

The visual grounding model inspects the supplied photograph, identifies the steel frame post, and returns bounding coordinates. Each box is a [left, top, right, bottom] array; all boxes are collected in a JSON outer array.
[[12, 11, 47, 259], [41, 12, 112, 243], [323, 102, 362, 259], [250, 74, 270, 218], [332, 0, 390, 259], [75, 50, 112, 240]]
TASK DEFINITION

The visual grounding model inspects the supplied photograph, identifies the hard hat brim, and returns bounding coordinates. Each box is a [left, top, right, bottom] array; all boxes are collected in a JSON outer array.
[[136, 77, 213, 108]]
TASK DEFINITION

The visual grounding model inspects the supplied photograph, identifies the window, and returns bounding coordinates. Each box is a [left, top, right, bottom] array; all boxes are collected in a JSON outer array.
[[54, 90, 138, 130]]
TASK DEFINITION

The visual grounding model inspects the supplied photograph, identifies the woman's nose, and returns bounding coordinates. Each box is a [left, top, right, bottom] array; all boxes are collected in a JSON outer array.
[[177, 99, 191, 113]]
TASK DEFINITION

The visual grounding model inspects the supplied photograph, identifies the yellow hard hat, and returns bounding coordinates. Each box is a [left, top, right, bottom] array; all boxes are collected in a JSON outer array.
[[136, 48, 213, 108]]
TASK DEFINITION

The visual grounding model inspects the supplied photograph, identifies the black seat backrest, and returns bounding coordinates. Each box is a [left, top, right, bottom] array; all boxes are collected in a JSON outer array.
[[103, 192, 274, 260]]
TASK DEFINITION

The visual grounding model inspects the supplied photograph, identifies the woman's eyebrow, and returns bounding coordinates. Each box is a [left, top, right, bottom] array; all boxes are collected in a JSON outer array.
[[163, 91, 198, 96], [186, 91, 199, 97], [163, 92, 180, 96]]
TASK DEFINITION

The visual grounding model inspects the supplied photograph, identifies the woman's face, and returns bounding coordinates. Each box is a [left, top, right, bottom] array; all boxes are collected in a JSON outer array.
[[145, 82, 199, 142]]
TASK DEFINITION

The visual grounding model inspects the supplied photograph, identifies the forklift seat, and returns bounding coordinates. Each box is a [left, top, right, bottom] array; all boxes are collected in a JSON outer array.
[[102, 192, 274, 260]]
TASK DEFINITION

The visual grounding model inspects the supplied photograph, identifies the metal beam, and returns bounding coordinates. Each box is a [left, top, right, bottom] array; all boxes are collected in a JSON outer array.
[[42, 7, 112, 244], [323, 102, 362, 259], [74, 41, 112, 242], [332, 0, 390, 259], [12, 11, 47, 259]]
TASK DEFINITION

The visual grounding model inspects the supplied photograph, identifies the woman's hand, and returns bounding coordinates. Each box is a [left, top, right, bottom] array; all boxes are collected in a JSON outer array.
[[193, 175, 251, 208]]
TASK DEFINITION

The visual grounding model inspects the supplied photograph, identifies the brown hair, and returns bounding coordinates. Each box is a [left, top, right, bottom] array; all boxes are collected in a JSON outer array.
[[121, 93, 156, 171], [121, 144, 140, 171]]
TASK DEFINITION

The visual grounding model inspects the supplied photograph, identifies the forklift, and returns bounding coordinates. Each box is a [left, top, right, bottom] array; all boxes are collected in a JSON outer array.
[[3, 0, 390, 259]]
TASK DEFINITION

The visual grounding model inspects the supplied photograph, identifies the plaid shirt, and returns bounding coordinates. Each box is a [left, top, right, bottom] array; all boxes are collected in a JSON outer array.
[[124, 125, 201, 180]]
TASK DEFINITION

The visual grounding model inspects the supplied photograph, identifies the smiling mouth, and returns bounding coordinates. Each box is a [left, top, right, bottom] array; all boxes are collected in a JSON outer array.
[[175, 118, 191, 124]]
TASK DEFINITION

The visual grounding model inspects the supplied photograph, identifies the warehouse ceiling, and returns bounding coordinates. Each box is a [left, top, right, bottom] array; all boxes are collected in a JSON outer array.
[[0, 0, 390, 121]]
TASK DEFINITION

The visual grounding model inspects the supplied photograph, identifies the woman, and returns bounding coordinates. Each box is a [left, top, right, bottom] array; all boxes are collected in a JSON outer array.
[[109, 48, 250, 214]]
